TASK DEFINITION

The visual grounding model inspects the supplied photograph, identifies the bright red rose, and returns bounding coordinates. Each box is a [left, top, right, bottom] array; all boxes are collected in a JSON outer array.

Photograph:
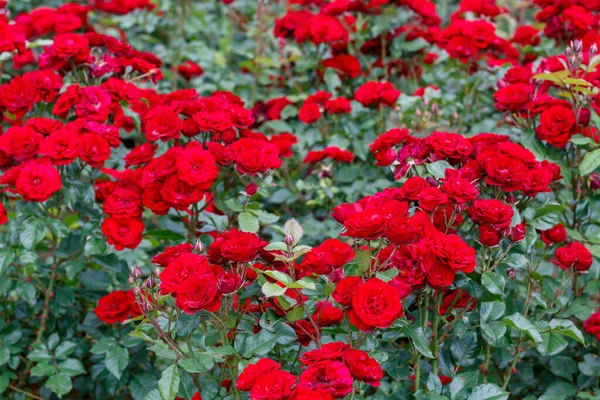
[[313, 301, 344, 327], [344, 349, 383, 387], [430, 233, 476, 273], [299, 361, 353, 398], [77, 133, 111, 168], [178, 60, 204, 80], [103, 186, 143, 219], [74, 86, 111, 122], [0, 126, 42, 162], [300, 238, 354, 275], [15, 161, 62, 202], [299, 342, 350, 366], [341, 209, 386, 240], [292, 319, 319, 346], [427, 131, 473, 162], [250, 369, 296, 400], [175, 274, 222, 313], [152, 243, 194, 267], [322, 54, 361, 78], [144, 106, 182, 142], [159, 253, 214, 295], [493, 84, 533, 111], [438, 290, 476, 315], [161, 174, 205, 210], [237, 358, 282, 391], [385, 212, 431, 245], [398, 177, 430, 202], [298, 102, 322, 124], [0, 203, 7, 226], [583, 311, 600, 341], [441, 177, 479, 204], [292, 387, 333, 400], [482, 154, 527, 192], [536, 106, 578, 148], [39, 129, 79, 165], [176, 142, 219, 189], [125, 143, 157, 168], [220, 229, 266, 263], [522, 167, 553, 197], [349, 278, 404, 330], [230, 138, 282, 175], [332, 276, 362, 307], [554, 242, 593, 271], [541, 224, 567, 246], [94, 290, 141, 324], [479, 224, 502, 247], [270, 133, 297, 158], [101, 217, 144, 250]]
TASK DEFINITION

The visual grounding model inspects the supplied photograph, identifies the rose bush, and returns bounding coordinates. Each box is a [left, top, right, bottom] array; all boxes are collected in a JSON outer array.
[[0, 0, 599, 399]]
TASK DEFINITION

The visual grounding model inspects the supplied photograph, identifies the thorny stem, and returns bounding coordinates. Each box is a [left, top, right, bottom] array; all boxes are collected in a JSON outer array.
[[431, 291, 443, 375]]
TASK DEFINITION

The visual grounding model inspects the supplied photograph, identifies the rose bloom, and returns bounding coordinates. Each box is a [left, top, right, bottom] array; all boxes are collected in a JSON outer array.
[[299, 342, 350, 366], [332, 276, 362, 307], [15, 161, 62, 202], [430, 233, 476, 273], [554, 242, 593, 271], [230, 138, 282, 175], [342, 209, 386, 240], [583, 311, 600, 341], [159, 253, 214, 295], [493, 84, 533, 111], [101, 217, 144, 251], [220, 230, 265, 263], [161, 174, 205, 210], [426, 131, 473, 162], [0, 203, 7, 226], [270, 133, 297, 158], [292, 387, 333, 400], [237, 358, 282, 391], [541, 224, 567, 246], [152, 243, 194, 267], [175, 274, 222, 314], [0, 126, 43, 162], [178, 60, 204, 80], [313, 301, 344, 327], [77, 133, 111, 168], [300, 238, 354, 275], [251, 369, 297, 400], [94, 290, 141, 324], [349, 278, 404, 330], [344, 349, 384, 387], [144, 106, 182, 142], [299, 361, 353, 398], [39, 129, 79, 165], [125, 143, 157, 168], [176, 142, 219, 189], [469, 199, 514, 230], [103, 186, 143, 219], [536, 106, 578, 148], [483, 154, 528, 192]]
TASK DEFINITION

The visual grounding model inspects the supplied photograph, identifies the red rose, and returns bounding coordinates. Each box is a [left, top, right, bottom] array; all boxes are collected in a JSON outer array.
[[39, 33, 90, 70], [300, 238, 354, 275], [175, 142, 219, 189], [493, 84, 533, 111], [332, 276, 362, 307], [554, 242, 593, 271], [512, 25, 539, 46], [299, 342, 350, 366], [299, 102, 322, 124], [16, 160, 62, 202], [175, 274, 222, 313], [344, 349, 383, 387], [482, 154, 528, 192], [101, 217, 144, 250], [479, 224, 502, 246], [349, 278, 404, 330], [103, 186, 143, 219], [152, 243, 194, 267], [159, 253, 214, 295], [419, 247, 456, 288], [440, 177, 479, 204], [292, 387, 333, 400], [230, 138, 282, 175], [308, 14, 348, 45], [341, 209, 386, 240], [94, 290, 141, 324], [398, 177, 430, 202], [75, 86, 111, 122], [0, 202, 8, 226], [469, 199, 514, 230], [40, 129, 79, 165], [143, 183, 171, 215], [299, 361, 353, 398], [161, 174, 205, 210], [125, 143, 157, 168], [144, 106, 182, 142], [385, 212, 431, 245], [251, 369, 296, 400], [536, 106, 578, 148], [52, 84, 80, 119], [438, 290, 476, 315], [269, 133, 297, 158], [0, 126, 43, 162], [322, 54, 361, 78], [178, 60, 204, 80], [219, 229, 266, 263], [541, 224, 567, 246], [313, 301, 344, 327], [583, 311, 600, 342], [237, 358, 282, 391], [76, 133, 111, 168], [504, 66, 532, 84], [0, 76, 38, 119], [430, 233, 476, 273], [426, 131, 473, 162], [292, 319, 319, 346]]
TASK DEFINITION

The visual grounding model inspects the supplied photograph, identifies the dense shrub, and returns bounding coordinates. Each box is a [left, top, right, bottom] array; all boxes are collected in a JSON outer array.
[[0, 0, 599, 399]]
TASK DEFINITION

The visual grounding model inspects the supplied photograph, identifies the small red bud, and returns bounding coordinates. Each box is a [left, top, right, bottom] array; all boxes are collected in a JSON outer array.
[[246, 183, 258, 196]]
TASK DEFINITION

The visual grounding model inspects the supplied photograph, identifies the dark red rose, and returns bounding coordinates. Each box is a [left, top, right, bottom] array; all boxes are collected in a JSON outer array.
[[77, 133, 111, 168], [427, 131, 473, 162], [218, 229, 266, 263], [161, 174, 205, 210], [583, 311, 600, 342], [313, 301, 344, 327], [176, 274, 222, 313], [541, 224, 567, 246], [236, 358, 282, 391], [554, 242, 593, 271], [479, 224, 502, 246], [16, 160, 62, 202], [39, 129, 79, 165], [349, 278, 404, 330], [0, 203, 7, 226], [536, 106, 578, 148], [299, 342, 350, 366], [230, 138, 282, 175], [493, 84, 533, 111], [300, 238, 354, 275], [332, 276, 362, 307], [469, 199, 514, 230], [0, 126, 43, 162], [292, 319, 320, 346], [251, 369, 296, 400], [152, 243, 194, 267], [299, 361, 353, 398], [94, 290, 141, 324]]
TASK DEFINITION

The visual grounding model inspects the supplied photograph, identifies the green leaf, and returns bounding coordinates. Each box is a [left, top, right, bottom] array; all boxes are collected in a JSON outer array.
[[426, 160, 453, 180], [54, 341, 76, 360], [178, 356, 214, 373], [284, 218, 303, 245], [261, 282, 286, 298], [0, 346, 9, 366], [529, 204, 563, 230], [105, 346, 129, 380], [480, 301, 505, 322], [158, 364, 180, 400], [45, 374, 73, 398], [31, 362, 55, 377], [262, 270, 293, 286], [404, 325, 433, 358], [356, 249, 372, 274], [481, 321, 507, 345], [468, 384, 509, 400], [580, 148, 600, 176], [58, 359, 86, 377], [286, 306, 305, 322], [481, 272, 505, 295], [538, 332, 568, 356], [238, 212, 259, 233], [450, 333, 478, 367], [502, 313, 543, 343], [0, 249, 14, 276], [20, 217, 46, 250], [549, 319, 586, 345]]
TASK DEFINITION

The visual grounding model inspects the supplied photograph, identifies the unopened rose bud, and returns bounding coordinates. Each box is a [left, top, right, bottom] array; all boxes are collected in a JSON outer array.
[[506, 194, 515, 203], [154, 267, 161, 278], [246, 182, 258, 196], [329, 268, 344, 283], [194, 239, 205, 253], [573, 39, 583, 53], [425, 176, 439, 187], [131, 265, 143, 279], [566, 47, 573, 56], [134, 287, 142, 298], [284, 234, 294, 246], [507, 268, 516, 279], [591, 44, 598, 56], [144, 276, 156, 289], [128, 277, 135, 286]]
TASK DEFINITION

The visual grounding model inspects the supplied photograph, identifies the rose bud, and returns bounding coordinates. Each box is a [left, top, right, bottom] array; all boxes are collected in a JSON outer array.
[[219, 272, 243, 294], [131, 265, 143, 279], [329, 267, 345, 283], [511, 223, 527, 242], [246, 182, 258, 196], [578, 108, 591, 126]]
